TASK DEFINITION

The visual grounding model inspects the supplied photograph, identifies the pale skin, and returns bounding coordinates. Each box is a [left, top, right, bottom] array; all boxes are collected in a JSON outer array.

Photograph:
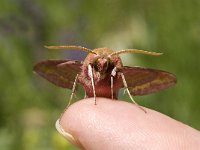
[[56, 98, 200, 150]]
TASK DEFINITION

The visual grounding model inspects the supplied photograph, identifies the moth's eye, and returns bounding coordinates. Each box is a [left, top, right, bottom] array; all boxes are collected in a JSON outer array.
[[93, 58, 108, 72], [107, 61, 114, 70], [94, 64, 98, 71], [93, 61, 99, 71]]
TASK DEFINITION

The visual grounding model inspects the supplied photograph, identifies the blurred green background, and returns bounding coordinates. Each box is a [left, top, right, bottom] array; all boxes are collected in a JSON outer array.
[[0, 0, 200, 149]]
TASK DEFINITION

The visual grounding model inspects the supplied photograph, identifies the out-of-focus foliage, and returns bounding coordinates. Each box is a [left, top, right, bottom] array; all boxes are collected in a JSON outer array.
[[0, 0, 200, 149]]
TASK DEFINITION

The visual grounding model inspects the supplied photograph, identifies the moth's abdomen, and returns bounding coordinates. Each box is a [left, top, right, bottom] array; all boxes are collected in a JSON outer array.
[[85, 84, 118, 99], [79, 74, 123, 99]]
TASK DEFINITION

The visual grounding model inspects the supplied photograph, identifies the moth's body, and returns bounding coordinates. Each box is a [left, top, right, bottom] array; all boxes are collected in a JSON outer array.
[[33, 45, 177, 112], [79, 48, 123, 99]]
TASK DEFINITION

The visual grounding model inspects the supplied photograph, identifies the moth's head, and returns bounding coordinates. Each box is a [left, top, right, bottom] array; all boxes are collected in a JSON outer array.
[[92, 56, 114, 73], [85, 48, 117, 74]]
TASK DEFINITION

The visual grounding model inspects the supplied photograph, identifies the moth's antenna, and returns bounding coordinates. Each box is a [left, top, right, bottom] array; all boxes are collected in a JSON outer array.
[[45, 45, 97, 55], [110, 49, 162, 56]]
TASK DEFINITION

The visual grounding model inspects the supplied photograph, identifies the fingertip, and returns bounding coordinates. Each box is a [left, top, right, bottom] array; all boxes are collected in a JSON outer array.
[[58, 98, 200, 150], [55, 119, 85, 149], [58, 98, 152, 149]]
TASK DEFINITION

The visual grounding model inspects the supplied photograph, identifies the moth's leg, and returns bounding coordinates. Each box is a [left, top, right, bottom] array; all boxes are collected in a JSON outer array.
[[111, 76, 114, 99], [59, 74, 79, 121], [67, 74, 79, 108], [84, 91, 87, 98], [123, 88, 127, 95], [88, 64, 97, 105], [111, 67, 117, 99], [120, 73, 147, 113]]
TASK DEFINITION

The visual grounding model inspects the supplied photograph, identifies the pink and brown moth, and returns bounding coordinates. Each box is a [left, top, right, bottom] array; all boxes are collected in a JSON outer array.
[[33, 46, 176, 112]]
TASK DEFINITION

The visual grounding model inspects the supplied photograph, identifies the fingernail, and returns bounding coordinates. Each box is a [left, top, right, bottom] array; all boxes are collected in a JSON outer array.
[[55, 119, 84, 149]]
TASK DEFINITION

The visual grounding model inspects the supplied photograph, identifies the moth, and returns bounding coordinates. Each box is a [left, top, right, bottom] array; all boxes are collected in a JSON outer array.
[[33, 46, 177, 112]]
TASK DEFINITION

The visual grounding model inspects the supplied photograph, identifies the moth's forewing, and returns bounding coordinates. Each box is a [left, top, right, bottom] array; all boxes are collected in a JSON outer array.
[[33, 60, 82, 88], [122, 66, 177, 96]]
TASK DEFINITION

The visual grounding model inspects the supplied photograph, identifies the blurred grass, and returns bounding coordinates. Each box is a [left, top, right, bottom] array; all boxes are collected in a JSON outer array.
[[0, 0, 200, 149]]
